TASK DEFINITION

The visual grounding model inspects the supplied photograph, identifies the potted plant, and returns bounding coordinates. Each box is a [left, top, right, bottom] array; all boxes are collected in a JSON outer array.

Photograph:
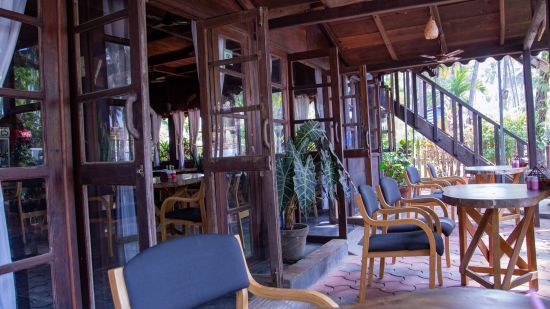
[[379, 150, 411, 198], [276, 121, 349, 262]]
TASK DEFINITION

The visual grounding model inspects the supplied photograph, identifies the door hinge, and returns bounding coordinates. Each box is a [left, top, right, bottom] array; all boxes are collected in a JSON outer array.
[[136, 165, 144, 177]]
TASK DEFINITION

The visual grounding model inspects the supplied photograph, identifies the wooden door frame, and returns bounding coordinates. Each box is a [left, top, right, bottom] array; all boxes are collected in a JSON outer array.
[[196, 8, 282, 286]]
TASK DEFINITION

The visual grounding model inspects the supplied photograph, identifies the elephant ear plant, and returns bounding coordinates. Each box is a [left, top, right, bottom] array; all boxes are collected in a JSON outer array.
[[276, 121, 350, 230]]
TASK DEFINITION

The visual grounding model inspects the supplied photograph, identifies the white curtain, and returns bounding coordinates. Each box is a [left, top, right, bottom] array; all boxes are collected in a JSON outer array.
[[150, 111, 161, 167], [191, 20, 199, 80], [314, 69, 324, 119], [172, 112, 185, 169], [188, 108, 200, 156], [295, 94, 310, 120], [116, 186, 138, 262], [0, 1, 27, 308]]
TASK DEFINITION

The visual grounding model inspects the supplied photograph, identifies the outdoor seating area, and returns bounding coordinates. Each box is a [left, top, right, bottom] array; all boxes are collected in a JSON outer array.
[[1, 0, 550, 308]]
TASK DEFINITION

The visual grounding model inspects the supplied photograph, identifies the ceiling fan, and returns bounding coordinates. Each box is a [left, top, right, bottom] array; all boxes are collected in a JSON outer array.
[[420, 48, 464, 64]]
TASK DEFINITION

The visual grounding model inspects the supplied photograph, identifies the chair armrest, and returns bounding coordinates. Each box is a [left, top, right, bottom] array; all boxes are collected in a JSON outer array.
[[411, 182, 444, 191], [441, 176, 467, 184], [374, 208, 434, 231], [425, 178, 452, 187], [402, 197, 449, 217], [248, 282, 339, 308], [406, 205, 442, 235]]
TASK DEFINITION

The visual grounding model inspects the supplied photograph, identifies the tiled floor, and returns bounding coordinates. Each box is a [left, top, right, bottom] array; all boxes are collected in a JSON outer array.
[[307, 211, 550, 306]]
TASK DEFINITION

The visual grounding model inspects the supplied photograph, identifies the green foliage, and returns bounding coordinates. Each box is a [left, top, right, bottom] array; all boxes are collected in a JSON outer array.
[[190, 150, 203, 172], [159, 141, 170, 161], [439, 64, 485, 102], [379, 140, 411, 186], [276, 121, 350, 230]]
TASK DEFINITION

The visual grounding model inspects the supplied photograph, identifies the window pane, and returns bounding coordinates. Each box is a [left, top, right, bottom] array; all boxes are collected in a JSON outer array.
[[217, 37, 242, 72], [220, 74, 245, 109], [216, 117, 246, 157], [82, 95, 134, 162], [272, 88, 283, 120], [0, 98, 44, 168], [274, 123, 284, 154], [78, 19, 131, 94], [0, 20, 40, 92], [271, 57, 281, 84], [1, 179, 48, 265], [1, 264, 53, 308], [77, 0, 127, 24], [86, 185, 138, 309]]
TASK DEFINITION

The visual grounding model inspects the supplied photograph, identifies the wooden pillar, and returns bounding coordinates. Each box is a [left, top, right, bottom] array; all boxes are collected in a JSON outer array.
[[168, 116, 177, 166], [522, 50, 540, 226]]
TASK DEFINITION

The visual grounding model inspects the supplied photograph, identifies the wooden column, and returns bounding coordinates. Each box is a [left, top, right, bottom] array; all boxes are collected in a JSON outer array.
[[522, 50, 540, 226]]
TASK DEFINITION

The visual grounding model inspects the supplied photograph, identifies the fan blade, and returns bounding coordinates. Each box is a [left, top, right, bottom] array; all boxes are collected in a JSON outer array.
[[420, 54, 436, 59], [446, 49, 464, 57]]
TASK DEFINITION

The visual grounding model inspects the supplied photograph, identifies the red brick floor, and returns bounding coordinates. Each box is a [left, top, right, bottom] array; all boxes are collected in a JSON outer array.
[[309, 214, 550, 305]]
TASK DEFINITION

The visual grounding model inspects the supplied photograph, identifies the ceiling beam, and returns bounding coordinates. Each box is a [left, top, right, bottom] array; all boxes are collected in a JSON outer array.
[[430, 6, 447, 53], [320, 23, 352, 66], [524, 0, 547, 50], [499, 0, 506, 45], [269, 0, 471, 29], [235, 0, 255, 10], [148, 47, 195, 66], [372, 15, 398, 60]]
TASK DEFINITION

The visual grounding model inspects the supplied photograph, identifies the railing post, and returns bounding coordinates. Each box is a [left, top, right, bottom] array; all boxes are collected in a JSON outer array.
[[459, 105, 464, 143], [412, 72, 418, 128], [494, 126, 500, 165], [478, 116, 483, 161], [432, 86, 438, 141], [473, 114, 479, 164], [452, 99, 457, 155], [423, 80, 428, 119], [440, 91, 445, 132]]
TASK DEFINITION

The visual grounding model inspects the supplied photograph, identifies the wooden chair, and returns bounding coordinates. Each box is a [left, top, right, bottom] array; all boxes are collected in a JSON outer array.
[[159, 180, 206, 240], [426, 162, 466, 185], [108, 234, 339, 309], [378, 177, 455, 268], [355, 185, 443, 303], [405, 166, 456, 221], [89, 194, 116, 257]]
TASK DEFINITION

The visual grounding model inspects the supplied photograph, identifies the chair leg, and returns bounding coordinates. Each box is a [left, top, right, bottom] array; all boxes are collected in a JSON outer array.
[[379, 258, 385, 279], [160, 221, 167, 241], [429, 253, 435, 289], [451, 206, 456, 221], [368, 257, 375, 287], [392, 257, 396, 264], [445, 236, 451, 268], [359, 256, 368, 303], [437, 255, 443, 286]]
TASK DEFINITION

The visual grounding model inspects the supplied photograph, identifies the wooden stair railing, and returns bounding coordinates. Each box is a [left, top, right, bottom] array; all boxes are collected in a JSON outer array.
[[382, 72, 528, 168]]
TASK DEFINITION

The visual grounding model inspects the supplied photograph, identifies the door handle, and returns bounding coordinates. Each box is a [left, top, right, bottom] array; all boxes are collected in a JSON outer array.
[[125, 94, 141, 139], [262, 119, 271, 149]]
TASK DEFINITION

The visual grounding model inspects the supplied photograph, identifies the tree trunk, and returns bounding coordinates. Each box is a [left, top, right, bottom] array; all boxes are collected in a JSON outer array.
[[468, 61, 479, 105], [534, 53, 549, 165]]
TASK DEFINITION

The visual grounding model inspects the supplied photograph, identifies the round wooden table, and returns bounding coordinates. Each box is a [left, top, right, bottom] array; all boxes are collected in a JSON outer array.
[[464, 165, 528, 184], [442, 184, 550, 290], [345, 287, 550, 309], [153, 173, 204, 189]]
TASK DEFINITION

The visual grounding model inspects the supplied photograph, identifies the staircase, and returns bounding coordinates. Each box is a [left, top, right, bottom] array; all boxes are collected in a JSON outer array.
[[382, 72, 527, 167]]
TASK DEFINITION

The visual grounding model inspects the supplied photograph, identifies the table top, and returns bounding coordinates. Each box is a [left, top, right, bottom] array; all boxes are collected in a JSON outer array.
[[153, 173, 204, 189], [464, 165, 528, 175], [344, 287, 550, 309], [442, 184, 550, 209]]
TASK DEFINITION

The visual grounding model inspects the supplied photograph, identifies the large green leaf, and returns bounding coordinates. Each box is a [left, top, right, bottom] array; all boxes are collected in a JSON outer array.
[[276, 145, 296, 216], [293, 155, 316, 220], [321, 150, 337, 203], [294, 121, 326, 153]]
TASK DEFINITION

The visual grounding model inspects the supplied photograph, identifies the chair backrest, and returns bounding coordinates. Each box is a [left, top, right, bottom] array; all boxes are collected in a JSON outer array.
[[406, 166, 421, 184], [121, 234, 250, 309], [427, 163, 438, 178], [379, 177, 402, 205], [357, 185, 380, 218]]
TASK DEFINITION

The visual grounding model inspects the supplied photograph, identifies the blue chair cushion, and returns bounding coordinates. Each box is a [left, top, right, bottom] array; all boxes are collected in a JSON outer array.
[[123, 234, 250, 309], [165, 207, 202, 222], [358, 185, 380, 218], [427, 163, 438, 178], [413, 192, 443, 199], [369, 230, 444, 256], [380, 177, 402, 205], [406, 166, 421, 184], [387, 216, 456, 236]]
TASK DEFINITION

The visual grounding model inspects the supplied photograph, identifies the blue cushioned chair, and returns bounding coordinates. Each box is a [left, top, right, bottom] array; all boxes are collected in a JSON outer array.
[[426, 162, 467, 186], [108, 234, 339, 309], [405, 166, 444, 199], [377, 177, 455, 268], [356, 185, 443, 304]]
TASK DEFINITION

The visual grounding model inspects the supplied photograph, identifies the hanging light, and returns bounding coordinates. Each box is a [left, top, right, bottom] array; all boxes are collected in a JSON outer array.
[[424, 15, 439, 40]]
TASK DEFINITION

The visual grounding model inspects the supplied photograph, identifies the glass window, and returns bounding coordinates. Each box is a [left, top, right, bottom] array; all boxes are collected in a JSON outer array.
[[3, 264, 53, 308], [0, 98, 43, 168], [159, 118, 170, 161], [1, 179, 48, 265], [77, 0, 127, 24], [86, 184, 138, 309], [82, 94, 134, 162], [272, 88, 283, 120], [0, 20, 40, 92], [271, 57, 281, 84], [78, 19, 131, 94], [217, 37, 242, 72]]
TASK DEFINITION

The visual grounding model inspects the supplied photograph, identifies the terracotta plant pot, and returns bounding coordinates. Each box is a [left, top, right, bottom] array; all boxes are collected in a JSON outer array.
[[280, 223, 309, 263], [399, 186, 410, 199]]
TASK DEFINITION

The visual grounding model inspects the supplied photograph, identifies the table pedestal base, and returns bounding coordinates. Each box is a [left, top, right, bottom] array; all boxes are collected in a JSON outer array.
[[458, 207, 538, 290]]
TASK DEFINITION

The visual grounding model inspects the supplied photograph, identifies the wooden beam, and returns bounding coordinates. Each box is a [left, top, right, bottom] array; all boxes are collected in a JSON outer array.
[[235, 0, 255, 10], [321, 23, 352, 66], [148, 47, 195, 66], [372, 15, 398, 60], [269, 0, 470, 29], [430, 6, 447, 53], [499, 0, 506, 45], [524, 0, 547, 50]]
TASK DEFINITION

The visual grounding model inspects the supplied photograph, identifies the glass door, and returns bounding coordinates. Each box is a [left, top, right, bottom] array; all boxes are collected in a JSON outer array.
[[287, 47, 347, 241], [196, 8, 282, 286], [68, 0, 155, 307], [341, 65, 380, 217]]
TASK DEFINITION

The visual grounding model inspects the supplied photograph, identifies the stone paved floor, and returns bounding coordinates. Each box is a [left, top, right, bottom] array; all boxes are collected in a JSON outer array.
[[308, 212, 550, 306]]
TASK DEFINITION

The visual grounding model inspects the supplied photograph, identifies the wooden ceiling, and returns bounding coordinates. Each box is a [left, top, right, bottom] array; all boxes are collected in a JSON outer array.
[[148, 0, 548, 74]]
